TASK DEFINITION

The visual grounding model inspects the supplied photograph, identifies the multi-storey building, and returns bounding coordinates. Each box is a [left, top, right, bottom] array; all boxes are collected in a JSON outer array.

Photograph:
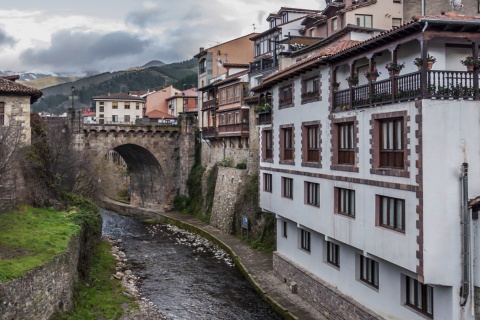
[[166, 88, 198, 117], [92, 93, 145, 124], [254, 13, 480, 320]]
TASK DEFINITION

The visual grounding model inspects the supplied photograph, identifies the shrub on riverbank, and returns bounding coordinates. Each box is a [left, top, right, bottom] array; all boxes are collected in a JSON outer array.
[[51, 240, 136, 320]]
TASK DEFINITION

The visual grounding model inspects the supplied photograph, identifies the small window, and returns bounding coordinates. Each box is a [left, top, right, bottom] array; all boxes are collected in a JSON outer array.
[[112, 102, 118, 109], [405, 276, 434, 317], [279, 85, 293, 107], [282, 177, 293, 199], [355, 14, 373, 28], [305, 181, 320, 207], [378, 196, 405, 232], [392, 18, 402, 27], [305, 125, 320, 162], [199, 59, 206, 74], [135, 103, 139, 110], [360, 255, 379, 288], [301, 77, 320, 102], [300, 229, 310, 252], [99, 106, 104, 112], [124, 102, 130, 109], [332, 17, 338, 31], [327, 242, 340, 267], [282, 128, 294, 161], [338, 122, 355, 165], [263, 130, 273, 161], [282, 221, 287, 238], [0, 102, 5, 125], [264, 173, 272, 192], [380, 118, 404, 168], [99, 101, 104, 106], [282, 13, 288, 24], [393, 0, 401, 3], [112, 115, 118, 122], [335, 188, 355, 217], [124, 115, 130, 123]]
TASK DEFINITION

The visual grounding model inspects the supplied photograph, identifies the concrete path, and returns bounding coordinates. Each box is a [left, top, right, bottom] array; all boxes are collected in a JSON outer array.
[[102, 200, 327, 320]]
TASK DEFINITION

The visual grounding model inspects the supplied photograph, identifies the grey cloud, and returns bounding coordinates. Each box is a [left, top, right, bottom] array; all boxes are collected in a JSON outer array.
[[0, 28, 16, 48], [20, 29, 150, 71]]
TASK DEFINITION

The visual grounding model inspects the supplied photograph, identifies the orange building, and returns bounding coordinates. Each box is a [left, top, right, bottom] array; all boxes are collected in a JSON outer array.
[[144, 85, 181, 114]]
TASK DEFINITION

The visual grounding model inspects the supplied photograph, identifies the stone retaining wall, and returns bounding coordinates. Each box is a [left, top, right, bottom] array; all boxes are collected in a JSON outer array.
[[0, 231, 83, 320], [210, 167, 247, 234], [475, 286, 480, 320], [273, 252, 383, 320]]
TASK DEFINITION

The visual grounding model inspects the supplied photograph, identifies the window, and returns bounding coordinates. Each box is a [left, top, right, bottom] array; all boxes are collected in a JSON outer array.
[[255, 43, 261, 56], [332, 17, 338, 31], [263, 129, 273, 161], [99, 106, 104, 112], [282, 128, 294, 160], [112, 102, 118, 109], [282, 177, 293, 199], [264, 173, 272, 192], [112, 115, 118, 122], [392, 18, 402, 27], [300, 229, 310, 252], [327, 242, 339, 267], [199, 59, 206, 74], [338, 122, 354, 164], [360, 256, 379, 288], [124, 102, 130, 109], [301, 76, 320, 101], [305, 182, 320, 207], [279, 85, 293, 107], [0, 102, 5, 125], [393, 0, 401, 3], [355, 14, 373, 28], [135, 103, 139, 110], [270, 19, 276, 28], [305, 125, 319, 162], [406, 276, 434, 318], [124, 115, 130, 123], [378, 196, 405, 232], [282, 221, 287, 238], [336, 188, 355, 217], [380, 118, 404, 168], [282, 13, 288, 24]]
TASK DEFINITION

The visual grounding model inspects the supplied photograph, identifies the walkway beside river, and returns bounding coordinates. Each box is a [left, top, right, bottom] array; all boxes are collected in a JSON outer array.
[[101, 199, 327, 320]]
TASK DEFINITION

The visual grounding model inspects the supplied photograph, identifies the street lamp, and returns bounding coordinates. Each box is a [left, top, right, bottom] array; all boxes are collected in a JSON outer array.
[[71, 86, 75, 120]]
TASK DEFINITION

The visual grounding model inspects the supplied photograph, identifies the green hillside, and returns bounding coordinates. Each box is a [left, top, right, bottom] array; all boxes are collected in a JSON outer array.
[[32, 59, 198, 114]]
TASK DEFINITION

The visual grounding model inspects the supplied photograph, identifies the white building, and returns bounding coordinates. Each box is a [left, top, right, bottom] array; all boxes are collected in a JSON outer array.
[[254, 13, 480, 320], [92, 93, 145, 124]]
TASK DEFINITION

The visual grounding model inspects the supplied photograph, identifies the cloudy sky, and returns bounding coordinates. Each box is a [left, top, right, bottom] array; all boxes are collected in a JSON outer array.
[[0, 0, 324, 74]]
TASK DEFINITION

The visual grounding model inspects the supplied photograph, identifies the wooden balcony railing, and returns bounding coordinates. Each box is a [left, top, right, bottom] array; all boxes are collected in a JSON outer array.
[[202, 98, 216, 110], [306, 149, 320, 162], [201, 127, 217, 138], [333, 70, 479, 112], [217, 122, 249, 136], [257, 111, 272, 125]]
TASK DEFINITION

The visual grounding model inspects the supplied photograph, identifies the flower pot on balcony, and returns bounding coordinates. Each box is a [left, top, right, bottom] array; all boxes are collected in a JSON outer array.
[[427, 61, 434, 70], [370, 75, 377, 82], [467, 64, 474, 72], [389, 71, 400, 77]]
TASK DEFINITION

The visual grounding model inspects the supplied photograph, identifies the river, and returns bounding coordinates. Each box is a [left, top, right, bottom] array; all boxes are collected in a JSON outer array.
[[101, 209, 282, 320]]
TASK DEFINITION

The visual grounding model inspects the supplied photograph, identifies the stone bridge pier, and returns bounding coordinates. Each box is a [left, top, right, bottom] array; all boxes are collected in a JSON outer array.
[[76, 116, 196, 210]]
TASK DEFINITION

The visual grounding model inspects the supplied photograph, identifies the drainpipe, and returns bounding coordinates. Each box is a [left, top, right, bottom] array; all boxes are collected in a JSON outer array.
[[422, 0, 425, 16], [460, 162, 470, 306]]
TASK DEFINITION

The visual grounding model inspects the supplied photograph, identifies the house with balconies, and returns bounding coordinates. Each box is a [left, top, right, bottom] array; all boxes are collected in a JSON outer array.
[[253, 13, 480, 320]]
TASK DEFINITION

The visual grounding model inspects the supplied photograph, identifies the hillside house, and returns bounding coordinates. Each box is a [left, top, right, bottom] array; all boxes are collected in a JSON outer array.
[[92, 93, 145, 124]]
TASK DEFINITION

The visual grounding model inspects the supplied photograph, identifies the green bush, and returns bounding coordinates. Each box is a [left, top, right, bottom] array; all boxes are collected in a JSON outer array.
[[235, 162, 247, 169], [173, 195, 189, 211]]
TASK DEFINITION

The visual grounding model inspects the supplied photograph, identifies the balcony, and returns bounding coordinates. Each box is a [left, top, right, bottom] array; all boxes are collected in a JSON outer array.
[[250, 58, 275, 73], [257, 111, 272, 125], [333, 70, 479, 112], [201, 127, 217, 138], [217, 122, 249, 137], [201, 98, 217, 110]]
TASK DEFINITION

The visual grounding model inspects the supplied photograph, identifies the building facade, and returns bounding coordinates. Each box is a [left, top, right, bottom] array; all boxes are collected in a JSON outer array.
[[92, 93, 145, 124], [254, 14, 480, 320]]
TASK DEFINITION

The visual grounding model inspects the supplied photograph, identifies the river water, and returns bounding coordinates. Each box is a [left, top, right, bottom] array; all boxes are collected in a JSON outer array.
[[101, 209, 282, 320]]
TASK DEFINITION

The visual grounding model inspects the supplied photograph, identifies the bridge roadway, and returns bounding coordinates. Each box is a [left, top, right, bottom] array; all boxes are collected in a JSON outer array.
[[101, 198, 327, 320]]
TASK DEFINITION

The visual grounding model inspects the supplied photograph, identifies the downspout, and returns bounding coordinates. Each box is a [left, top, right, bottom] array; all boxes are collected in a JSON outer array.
[[460, 162, 470, 306], [422, 0, 425, 16]]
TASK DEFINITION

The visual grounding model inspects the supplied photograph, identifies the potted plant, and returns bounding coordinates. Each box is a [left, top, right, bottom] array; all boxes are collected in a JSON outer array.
[[332, 81, 341, 91], [461, 55, 479, 71], [254, 103, 271, 113], [385, 62, 405, 75], [414, 54, 436, 70], [346, 74, 359, 87], [364, 68, 381, 81]]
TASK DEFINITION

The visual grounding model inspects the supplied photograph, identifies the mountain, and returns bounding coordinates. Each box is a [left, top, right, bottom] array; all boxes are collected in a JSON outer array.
[[31, 59, 198, 114], [18, 76, 82, 90], [141, 60, 165, 68]]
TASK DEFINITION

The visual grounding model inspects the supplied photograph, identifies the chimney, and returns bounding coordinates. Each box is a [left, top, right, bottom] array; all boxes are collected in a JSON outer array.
[[199, 47, 204, 52], [108, 92, 111, 96]]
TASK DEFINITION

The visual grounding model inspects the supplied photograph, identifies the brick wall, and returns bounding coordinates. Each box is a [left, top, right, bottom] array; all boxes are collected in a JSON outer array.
[[273, 252, 383, 320], [210, 167, 248, 234], [0, 232, 83, 320]]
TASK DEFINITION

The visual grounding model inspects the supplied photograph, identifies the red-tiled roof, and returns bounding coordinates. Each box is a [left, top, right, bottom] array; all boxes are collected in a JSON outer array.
[[0, 77, 43, 103], [1, 75, 20, 81], [339, 0, 377, 13], [146, 110, 176, 119], [92, 93, 145, 101], [213, 70, 249, 87]]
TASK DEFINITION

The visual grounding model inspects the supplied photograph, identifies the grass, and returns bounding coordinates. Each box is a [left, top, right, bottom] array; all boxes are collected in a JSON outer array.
[[0, 206, 81, 282], [52, 241, 136, 320]]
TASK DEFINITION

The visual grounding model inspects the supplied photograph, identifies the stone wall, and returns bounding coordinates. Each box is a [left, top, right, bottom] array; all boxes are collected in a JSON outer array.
[[200, 139, 249, 170], [210, 167, 248, 234], [248, 108, 260, 173], [0, 232, 83, 320], [403, 0, 478, 21], [273, 252, 382, 320]]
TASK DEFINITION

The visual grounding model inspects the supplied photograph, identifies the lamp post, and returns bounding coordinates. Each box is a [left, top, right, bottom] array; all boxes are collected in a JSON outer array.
[[71, 86, 75, 121]]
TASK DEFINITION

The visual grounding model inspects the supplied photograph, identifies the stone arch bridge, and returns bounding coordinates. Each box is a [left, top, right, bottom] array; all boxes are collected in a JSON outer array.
[[75, 117, 196, 210]]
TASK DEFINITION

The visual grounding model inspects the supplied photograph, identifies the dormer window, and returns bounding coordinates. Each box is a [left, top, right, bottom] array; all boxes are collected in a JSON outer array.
[[270, 19, 276, 28], [332, 17, 338, 31], [282, 13, 288, 24]]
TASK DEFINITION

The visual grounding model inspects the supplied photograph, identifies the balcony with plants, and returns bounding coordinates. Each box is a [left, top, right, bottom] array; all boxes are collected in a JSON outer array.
[[331, 37, 480, 112]]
